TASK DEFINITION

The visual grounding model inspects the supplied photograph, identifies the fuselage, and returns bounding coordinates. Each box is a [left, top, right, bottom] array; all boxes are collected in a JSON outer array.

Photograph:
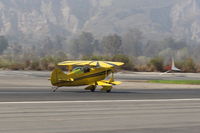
[[51, 67, 112, 87]]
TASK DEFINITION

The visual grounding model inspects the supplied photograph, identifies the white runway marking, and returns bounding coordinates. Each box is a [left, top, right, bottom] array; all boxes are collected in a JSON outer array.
[[0, 98, 200, 104]]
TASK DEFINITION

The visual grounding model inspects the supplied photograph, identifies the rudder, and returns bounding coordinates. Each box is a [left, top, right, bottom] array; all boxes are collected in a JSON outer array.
[[50, 68, 68, 86]]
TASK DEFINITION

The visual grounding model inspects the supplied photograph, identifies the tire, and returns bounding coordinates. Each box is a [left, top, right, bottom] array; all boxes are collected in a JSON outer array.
[[90, 85, 96, 92], [91, 88, 95, 92], [106, 89, 111, 93]]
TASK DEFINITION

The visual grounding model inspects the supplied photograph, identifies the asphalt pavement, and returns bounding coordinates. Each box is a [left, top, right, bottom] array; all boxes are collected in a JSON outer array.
[[1, 99, 200, 133], [0, 71, 200, 133]]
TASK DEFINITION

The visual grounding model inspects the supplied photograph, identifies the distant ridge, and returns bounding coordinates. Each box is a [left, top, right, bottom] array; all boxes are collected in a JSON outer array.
[[0, 0, 199, 44]]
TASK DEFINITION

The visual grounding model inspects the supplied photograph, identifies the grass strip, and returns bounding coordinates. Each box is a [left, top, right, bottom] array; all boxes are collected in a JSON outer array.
[[149, 80, 200, 85]]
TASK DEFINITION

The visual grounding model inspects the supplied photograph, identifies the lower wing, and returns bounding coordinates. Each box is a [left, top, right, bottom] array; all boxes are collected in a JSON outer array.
[[97, 80, 122, 86]]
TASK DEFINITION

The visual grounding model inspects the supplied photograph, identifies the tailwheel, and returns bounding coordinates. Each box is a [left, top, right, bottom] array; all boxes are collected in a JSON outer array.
[[52, 86, 59, 92]]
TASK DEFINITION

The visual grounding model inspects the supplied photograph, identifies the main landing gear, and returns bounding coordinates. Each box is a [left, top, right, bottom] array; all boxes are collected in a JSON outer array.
[[100, 86, 112, 93], [106, 89, 111, 93], [84, 85, 112, 93], [84, 85, 96, 92]]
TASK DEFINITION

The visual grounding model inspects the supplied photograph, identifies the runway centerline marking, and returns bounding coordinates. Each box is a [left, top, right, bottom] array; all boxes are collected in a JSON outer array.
[[0, 98, 200, 104]]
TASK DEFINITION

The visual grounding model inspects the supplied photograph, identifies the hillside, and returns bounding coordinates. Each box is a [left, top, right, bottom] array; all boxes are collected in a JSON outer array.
[[0, 0, 200, 44]]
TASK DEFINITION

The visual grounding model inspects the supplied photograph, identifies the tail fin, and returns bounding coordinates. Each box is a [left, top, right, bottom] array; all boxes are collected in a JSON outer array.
[[162, 57, 181, 74], [171, 58, 175, 69], [171, 58, 181, 71], [50, 68, 68, 86]]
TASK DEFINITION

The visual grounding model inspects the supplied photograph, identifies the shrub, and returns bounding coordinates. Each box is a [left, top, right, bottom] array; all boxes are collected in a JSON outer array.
[[177, 58, 196, 72], [29, 60, 41, 70], [111, 54, 134, 70], [135, 65, 154, 72], [82, 55, 110, 61], [148, 57, 164, 71], [0, 58, 11, 68], [7, 63, 25, 70]]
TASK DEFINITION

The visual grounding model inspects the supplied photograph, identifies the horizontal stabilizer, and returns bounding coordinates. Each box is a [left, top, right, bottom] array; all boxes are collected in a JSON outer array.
[[97, 81, 112, 86]]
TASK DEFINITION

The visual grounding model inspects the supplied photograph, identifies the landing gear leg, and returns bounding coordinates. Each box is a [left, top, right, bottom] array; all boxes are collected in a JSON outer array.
[[52, 86, 59, 92], [101, 86, 112, 93], [85, 85, 96, 92], [106, 89, 111, 93], [90, 85, 96, 92]]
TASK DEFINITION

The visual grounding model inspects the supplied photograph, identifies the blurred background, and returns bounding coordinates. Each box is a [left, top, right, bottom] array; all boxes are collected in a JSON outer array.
[[0, 0, 200, 72]]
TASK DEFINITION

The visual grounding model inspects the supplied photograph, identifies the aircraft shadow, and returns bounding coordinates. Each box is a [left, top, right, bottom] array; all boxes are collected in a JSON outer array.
[[59, 90, 146, 94]]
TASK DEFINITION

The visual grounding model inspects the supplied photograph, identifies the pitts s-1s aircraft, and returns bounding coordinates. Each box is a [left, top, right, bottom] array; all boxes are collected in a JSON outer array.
[[50, 61, 124, 92]]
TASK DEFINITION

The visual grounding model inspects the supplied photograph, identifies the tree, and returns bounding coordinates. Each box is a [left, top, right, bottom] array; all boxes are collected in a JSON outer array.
[[78, 32, 95, 56], [112, 54, 134, 70], [162, 37, 186, 50], [92, 39, 102, 55], [176, 48, 189, 60], [149, 57, 164, 71], [54, 35, 65, 51], [70, 32, 95, 58], [178, 58, 196, 72], [12, 43, 23, 55], [0, 36, 9, 54], [122, 29, 143, 56], [42, 37, 54, 55], [102, 34, 122, 56], [70, 38, 80, 58]]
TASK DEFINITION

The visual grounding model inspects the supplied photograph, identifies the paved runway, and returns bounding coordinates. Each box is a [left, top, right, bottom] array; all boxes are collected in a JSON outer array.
[[0, 87, 200, 102], [0, 71, 200, 132], [1, 99, 200, 133], [0, 71, 200, 102]]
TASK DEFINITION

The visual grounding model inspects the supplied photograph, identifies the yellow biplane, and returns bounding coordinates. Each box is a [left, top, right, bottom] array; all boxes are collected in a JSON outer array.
[[50, 61, 124, 92]]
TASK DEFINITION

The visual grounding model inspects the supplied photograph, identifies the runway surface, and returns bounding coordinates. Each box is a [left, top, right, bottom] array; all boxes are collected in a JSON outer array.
[[1, 99, 200, 133], [0, 71, 200, 132], [0, 87, 200, 102]]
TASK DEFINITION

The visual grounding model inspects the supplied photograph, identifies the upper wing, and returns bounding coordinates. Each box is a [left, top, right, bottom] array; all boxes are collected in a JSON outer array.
[[58, 61, 124, 68], [58, 61, 91, 66]]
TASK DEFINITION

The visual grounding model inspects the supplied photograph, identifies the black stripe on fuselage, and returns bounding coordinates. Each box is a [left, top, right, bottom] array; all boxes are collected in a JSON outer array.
[[74, 69, 112, 81]]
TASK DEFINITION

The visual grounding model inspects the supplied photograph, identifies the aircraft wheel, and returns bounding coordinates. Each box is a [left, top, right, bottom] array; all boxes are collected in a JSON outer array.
[[90, 85, 96, 92], [91, 88, 95, 92], [106, 90, 111, 93]]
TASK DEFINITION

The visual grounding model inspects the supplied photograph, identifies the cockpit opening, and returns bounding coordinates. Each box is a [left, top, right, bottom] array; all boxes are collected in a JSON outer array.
[[71, 66, 91, 74]]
